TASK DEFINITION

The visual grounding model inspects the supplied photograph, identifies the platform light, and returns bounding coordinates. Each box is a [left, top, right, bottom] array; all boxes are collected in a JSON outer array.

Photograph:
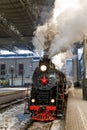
[[51, 99, 55, 103], [31, 99, 35, 103], [40, 65, 47, 72]]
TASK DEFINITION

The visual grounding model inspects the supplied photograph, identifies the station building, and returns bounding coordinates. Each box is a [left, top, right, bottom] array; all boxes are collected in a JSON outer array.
[[0, 52, 39, 87]]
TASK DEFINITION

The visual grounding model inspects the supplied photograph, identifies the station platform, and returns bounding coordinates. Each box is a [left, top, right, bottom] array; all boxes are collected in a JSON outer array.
[[0, 88, 27, 95], [0, 88, 29, 105], [65, 87, 87, 130]]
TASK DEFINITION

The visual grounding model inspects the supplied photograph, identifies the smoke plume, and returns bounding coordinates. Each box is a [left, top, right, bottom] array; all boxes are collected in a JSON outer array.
[[49, 0, 87, 57], [32, 0, 87, 67], [52, 50, 76, 70]]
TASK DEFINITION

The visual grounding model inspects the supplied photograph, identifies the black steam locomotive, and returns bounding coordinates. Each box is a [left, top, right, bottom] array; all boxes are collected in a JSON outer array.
[[27, 57, 67, 121]]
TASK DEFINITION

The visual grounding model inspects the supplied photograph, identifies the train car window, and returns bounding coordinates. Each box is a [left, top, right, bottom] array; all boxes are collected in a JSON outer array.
[[19, 63, 24, 75], [1, 64, 5, 75]]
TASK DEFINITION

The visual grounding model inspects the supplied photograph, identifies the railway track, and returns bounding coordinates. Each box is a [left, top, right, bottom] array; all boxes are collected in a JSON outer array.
[[0, 98, 26, 113], [26, 121, 53, 130], [22, 119, 65, 130]]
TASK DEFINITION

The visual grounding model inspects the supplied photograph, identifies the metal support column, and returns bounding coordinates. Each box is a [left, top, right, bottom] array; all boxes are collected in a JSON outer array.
[[83, 37, 87, 100], [72, 58, 78, 82]]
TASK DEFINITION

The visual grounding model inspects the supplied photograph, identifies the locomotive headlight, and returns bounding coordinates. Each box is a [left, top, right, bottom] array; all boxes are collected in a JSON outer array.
[[40, 65, 47, 72], [31, 99, 35, 103], [51, 99, 55, 103]]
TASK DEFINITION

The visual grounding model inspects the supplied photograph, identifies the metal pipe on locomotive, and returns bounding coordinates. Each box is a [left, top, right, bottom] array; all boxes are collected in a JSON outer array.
[[25, 56, 68, 121]]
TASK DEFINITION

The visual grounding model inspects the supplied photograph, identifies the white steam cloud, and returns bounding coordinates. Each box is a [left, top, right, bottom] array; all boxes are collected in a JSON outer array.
[[52, 50, 76, 70], [33, 0, 87, 54], [49, 0, 87, 57], [32, 0, 87, 68]]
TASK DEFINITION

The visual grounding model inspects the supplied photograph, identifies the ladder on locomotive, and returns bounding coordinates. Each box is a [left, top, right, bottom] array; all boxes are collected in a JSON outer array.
[[57, 82, 65, 116]]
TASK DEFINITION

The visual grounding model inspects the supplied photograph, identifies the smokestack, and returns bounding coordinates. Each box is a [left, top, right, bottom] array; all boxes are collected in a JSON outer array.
[[43, 48, 49, 59]]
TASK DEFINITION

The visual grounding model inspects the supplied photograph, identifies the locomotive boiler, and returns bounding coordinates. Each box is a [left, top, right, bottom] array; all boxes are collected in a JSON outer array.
[[27, 57, 67, 121]]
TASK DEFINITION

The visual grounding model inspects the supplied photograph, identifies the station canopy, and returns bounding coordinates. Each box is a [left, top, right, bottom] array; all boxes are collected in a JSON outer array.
[[0, 0, 54, 53]]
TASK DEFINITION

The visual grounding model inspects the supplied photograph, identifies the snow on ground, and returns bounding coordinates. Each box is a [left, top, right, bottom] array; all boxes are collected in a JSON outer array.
[[0, 104, 25, 130], [51, 120, 65, 130]]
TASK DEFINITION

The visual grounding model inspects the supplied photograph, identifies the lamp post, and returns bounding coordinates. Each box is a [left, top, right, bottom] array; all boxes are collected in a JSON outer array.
[[20, 69, 24, 87]]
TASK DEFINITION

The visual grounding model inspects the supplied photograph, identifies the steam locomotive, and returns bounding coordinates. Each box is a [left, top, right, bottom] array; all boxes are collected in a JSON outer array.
[[27, 57, 67, 121]]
